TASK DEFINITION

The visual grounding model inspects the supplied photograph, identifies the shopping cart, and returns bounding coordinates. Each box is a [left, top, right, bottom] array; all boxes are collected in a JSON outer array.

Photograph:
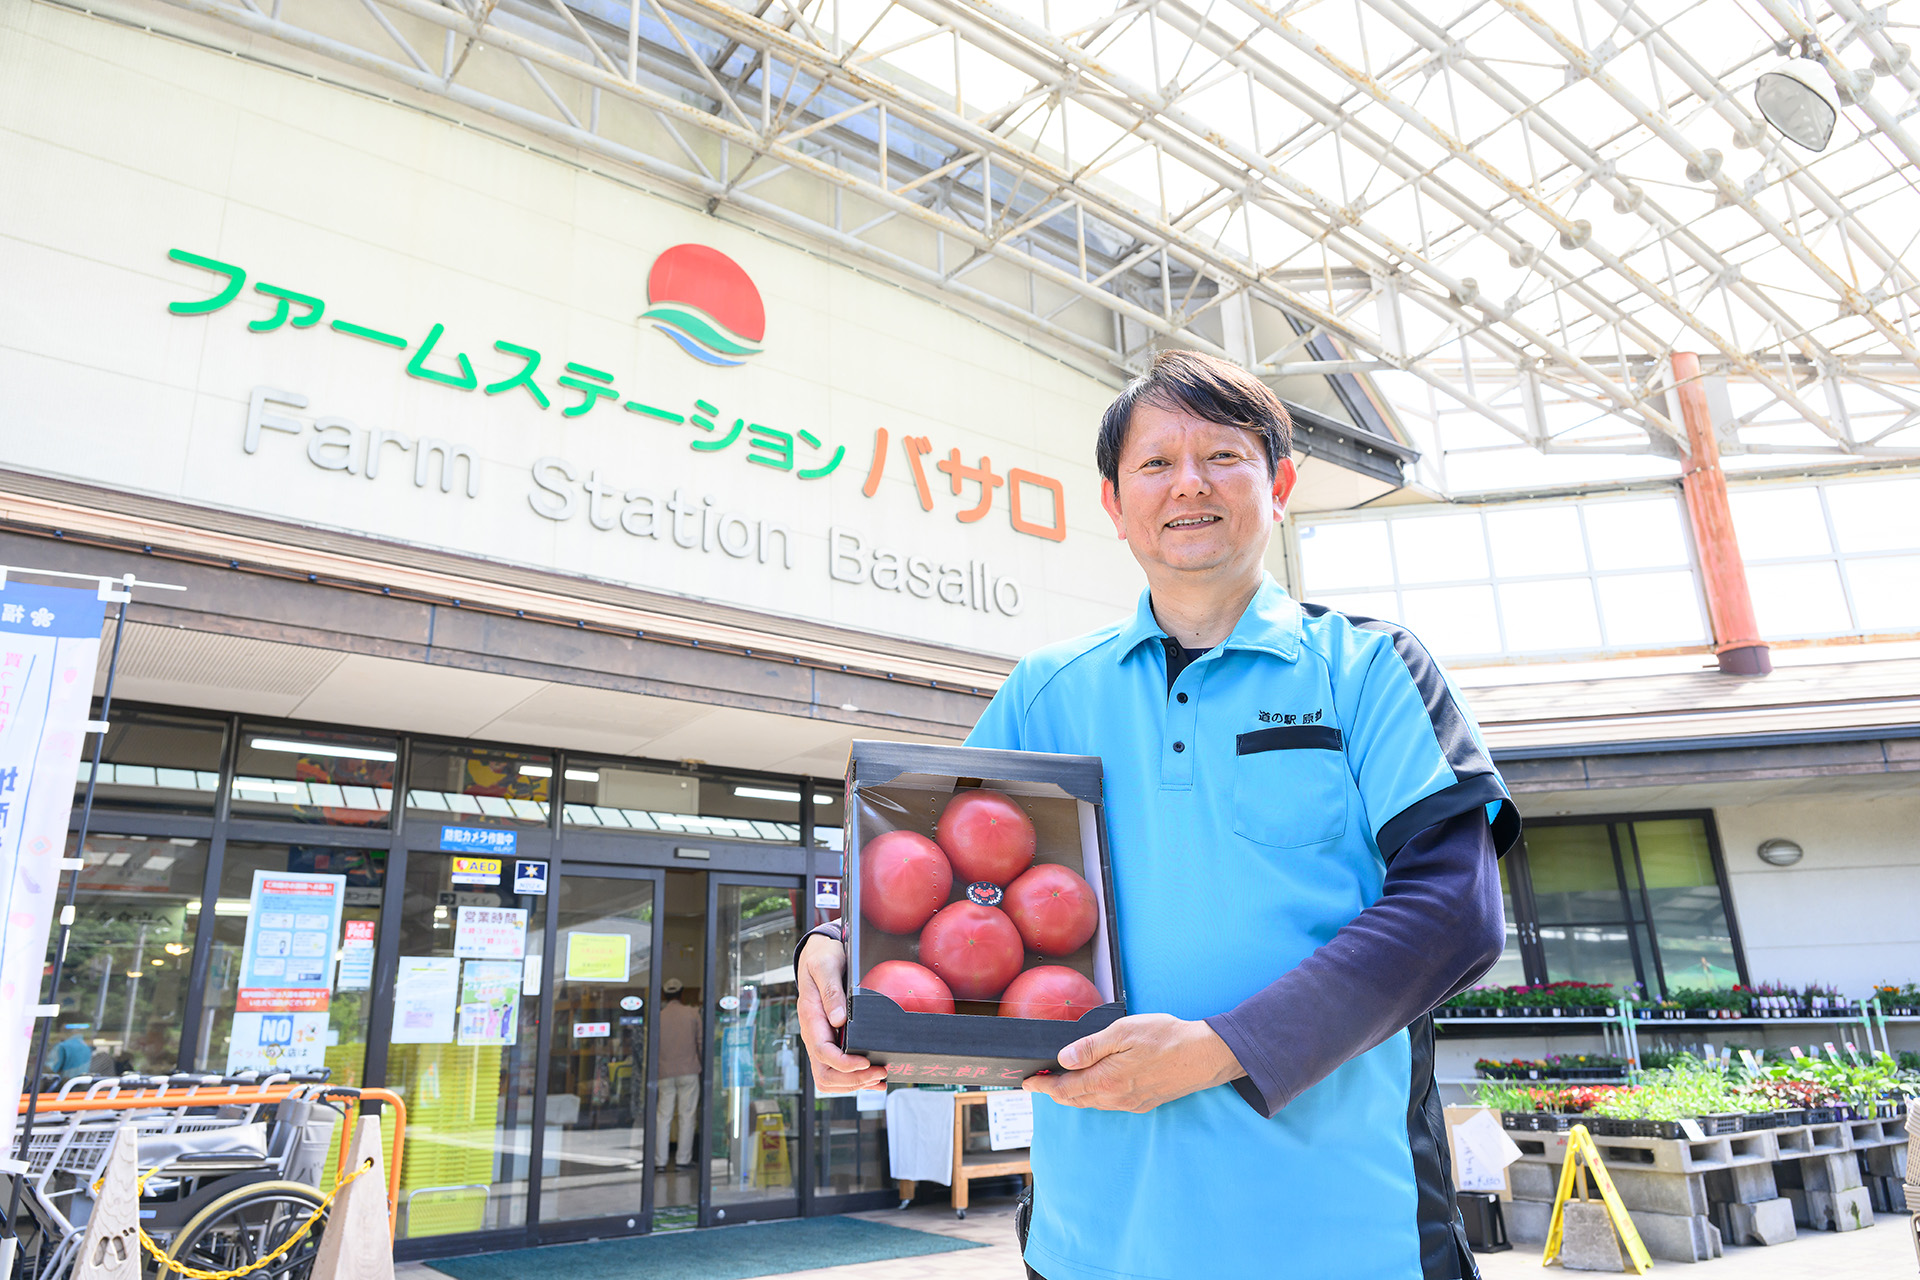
[[4, 1072, 403, 1280]]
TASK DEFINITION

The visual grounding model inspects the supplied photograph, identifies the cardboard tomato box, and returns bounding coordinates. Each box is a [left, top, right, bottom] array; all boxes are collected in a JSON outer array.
[[840, 739, 1127, 1081]]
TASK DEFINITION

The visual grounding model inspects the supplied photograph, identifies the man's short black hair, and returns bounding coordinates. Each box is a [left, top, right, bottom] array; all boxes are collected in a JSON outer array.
[[1096, 350, 1292, 488]]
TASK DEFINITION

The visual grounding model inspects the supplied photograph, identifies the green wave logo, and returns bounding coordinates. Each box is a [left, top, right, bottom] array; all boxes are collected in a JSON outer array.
[[641, 302, 764, 366]]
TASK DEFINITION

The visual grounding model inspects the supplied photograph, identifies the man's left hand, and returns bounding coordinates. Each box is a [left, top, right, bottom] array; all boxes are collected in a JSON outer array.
[[1022, 1014, 1245, 1113]]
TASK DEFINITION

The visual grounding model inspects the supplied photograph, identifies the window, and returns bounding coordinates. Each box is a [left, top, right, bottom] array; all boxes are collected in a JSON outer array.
[[43, 834, 209, 1078], [407, 743, 551, 828], [812, 782, 845, 853], [76, 709, 226, 815], [1729, 475, 1920, 638], [197, 843, 387, 1081], [231, 725, 397, 826], [1295, 494, 1707, 660], [1489, 814, 1743, 999], [561, 760, 807, 844]]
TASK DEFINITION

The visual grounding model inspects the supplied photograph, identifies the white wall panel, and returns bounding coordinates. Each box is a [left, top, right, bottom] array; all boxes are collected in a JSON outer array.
[[1715, 794, 1920, 995]]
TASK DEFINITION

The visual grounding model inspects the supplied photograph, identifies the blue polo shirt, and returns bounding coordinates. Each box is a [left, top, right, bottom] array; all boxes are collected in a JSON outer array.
[[966, 576, 1516, 1280]]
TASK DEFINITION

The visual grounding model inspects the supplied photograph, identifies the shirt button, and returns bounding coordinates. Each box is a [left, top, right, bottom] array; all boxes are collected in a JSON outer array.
[[1172, 741, 1185, 753], [1176, 692, 1188, 703]]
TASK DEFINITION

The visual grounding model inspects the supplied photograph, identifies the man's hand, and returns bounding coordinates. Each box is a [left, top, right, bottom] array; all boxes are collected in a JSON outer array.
[[797, 932, 889, 1093], [1022, 1014, 1244, 1113]]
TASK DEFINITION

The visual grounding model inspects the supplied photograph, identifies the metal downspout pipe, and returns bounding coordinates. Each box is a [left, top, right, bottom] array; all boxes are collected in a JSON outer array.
[[1673, 352, 1770, 676]]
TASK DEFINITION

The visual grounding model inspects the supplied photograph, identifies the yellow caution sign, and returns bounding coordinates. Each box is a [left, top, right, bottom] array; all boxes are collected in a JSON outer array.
[[1543, 1124, 1652, 1275], [753, 1109, 791, 1189]]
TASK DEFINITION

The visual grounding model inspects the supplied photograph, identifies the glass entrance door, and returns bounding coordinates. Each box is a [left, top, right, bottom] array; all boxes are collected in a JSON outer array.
[[703, 876, 802, 1225], [537, 867, 662, 1237]]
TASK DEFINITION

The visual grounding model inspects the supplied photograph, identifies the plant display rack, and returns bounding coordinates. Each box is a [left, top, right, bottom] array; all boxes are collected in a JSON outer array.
[[1437, 996, 1909, 1068]]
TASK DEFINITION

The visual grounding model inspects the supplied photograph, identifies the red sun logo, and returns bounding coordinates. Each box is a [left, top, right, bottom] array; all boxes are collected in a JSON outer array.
[[643, 244, 766, 366]]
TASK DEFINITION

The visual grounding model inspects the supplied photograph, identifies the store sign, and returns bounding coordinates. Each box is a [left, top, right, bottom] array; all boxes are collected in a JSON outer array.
[[226, 870, 346, 1074], [453, 905, 526, 960], [336, 919, 376, 991], [441, 826, 516, 855], [449, 856, 503, 885], [0, 582, 106, 1156], [157, 234, 1101, 641], [392, 956, 459, 1044], [456, 961, 521, 1047], [565, 932, 630, 983]]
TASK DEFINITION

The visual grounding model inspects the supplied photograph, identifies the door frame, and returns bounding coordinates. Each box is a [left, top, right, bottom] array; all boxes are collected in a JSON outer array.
[[530, 861, 667, 1245], [700, 872, 808, 1228]]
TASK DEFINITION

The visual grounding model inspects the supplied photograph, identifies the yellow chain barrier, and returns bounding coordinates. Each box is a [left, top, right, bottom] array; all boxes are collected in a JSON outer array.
[[93, 1157, 376, 1280]]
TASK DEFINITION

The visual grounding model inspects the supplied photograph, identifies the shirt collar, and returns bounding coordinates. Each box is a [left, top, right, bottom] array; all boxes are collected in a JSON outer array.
[[1113, 574, 1303, 665]]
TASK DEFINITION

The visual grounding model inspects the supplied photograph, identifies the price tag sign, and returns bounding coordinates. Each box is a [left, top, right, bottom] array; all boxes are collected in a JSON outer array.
[[986, 1091, 1035, 1151], [1452, 1109, 1523, 1192]]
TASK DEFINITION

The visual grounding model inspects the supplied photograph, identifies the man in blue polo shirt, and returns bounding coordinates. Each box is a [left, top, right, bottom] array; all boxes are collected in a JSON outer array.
[[797, 350, 1518, 1279]]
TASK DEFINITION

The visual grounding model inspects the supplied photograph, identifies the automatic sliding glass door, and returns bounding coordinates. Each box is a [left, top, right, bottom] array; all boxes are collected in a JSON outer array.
[[703, 876, 802, 1226], [537, 867, 662, 1237]]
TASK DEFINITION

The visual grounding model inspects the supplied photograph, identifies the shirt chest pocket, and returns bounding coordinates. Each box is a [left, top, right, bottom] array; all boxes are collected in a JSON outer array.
[[1232, 726, 1349, 848]]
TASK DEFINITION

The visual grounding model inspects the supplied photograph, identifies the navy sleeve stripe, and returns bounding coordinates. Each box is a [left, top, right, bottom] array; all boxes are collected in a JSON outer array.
[[1300, 602, 1521, 859], [1377, 773, 1516, 862], [1236, 725, 1343, 754]]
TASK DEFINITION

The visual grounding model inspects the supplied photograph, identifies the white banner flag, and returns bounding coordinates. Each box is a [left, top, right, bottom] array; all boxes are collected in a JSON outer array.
[[0, 581, 107, 1160]]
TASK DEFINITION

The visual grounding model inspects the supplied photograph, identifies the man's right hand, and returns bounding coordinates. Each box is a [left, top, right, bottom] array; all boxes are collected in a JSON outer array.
[[797, 931, 889, 1093]]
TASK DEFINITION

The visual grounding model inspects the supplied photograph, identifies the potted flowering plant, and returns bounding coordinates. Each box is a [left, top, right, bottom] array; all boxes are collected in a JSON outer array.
[[1439, 986, 1506, 1018], [1477, 1080, 1624, 1131]]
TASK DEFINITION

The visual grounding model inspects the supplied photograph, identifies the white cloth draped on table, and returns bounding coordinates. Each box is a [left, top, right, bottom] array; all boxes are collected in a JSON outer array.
[[884, 1089, 957, 1184]]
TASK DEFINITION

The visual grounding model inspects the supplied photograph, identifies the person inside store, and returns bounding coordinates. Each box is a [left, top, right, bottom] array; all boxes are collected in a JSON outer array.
[[655, 979, 703, 1171], [794, 350, 1520, 1280], [49, 1029, 95, 1083]]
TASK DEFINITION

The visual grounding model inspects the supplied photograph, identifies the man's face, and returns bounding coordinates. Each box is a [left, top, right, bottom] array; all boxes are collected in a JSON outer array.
[[1099, 401, 1297, 585]]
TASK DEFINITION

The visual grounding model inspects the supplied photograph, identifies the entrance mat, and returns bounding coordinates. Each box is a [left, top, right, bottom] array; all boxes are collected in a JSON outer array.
[[422, 1216, 985, 1280]]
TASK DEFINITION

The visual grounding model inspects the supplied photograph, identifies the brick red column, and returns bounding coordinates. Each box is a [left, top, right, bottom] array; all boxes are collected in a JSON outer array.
[[1673, 352, 1770, 676]]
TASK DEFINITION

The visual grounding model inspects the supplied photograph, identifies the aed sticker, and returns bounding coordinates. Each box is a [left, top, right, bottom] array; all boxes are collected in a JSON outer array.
[[619, 995, 643, 1012], [573, 1022, 611, 1039], [451, 857, 503, 885]]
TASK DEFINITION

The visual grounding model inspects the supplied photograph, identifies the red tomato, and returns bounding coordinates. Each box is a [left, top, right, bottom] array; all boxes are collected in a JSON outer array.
[[859, 830, 953, 934], [1003, 864, 1099, 956], [917, 901, 1024, 1001], [998, 965, 1104, 1021], [935, 789, 1036, 886], [860, 960, 954, 1015]]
